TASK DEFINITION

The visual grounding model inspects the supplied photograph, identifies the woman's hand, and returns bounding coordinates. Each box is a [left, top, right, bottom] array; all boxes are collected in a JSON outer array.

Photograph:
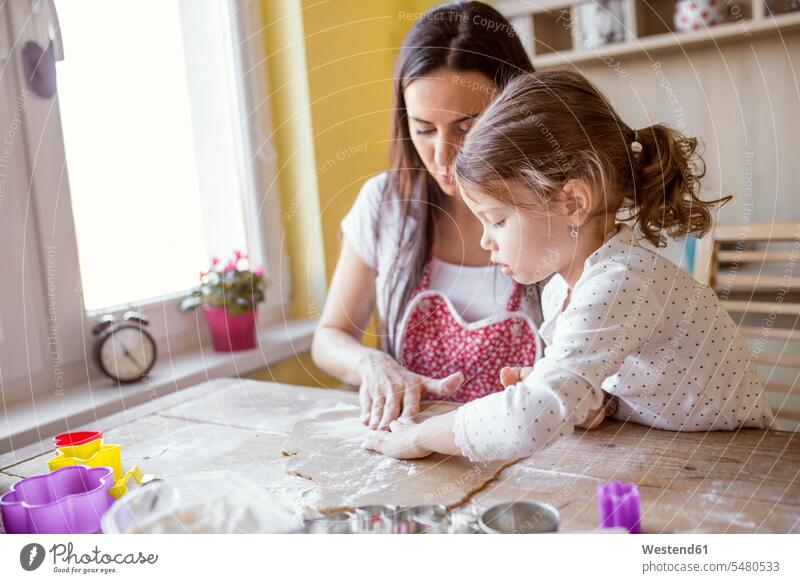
[[361, 418, 433, 459], [356, 352, 463, 430], [499, 366, 613, 430]]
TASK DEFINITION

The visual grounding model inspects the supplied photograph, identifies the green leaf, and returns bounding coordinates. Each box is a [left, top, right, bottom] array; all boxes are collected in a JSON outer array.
[[187, 265, 268, 310]]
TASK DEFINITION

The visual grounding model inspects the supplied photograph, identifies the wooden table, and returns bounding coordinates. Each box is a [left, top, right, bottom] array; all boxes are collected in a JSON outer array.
[[1, 378, 798, 533]]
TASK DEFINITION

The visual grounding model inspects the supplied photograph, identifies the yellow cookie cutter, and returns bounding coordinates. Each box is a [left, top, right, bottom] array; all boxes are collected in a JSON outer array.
[[48, 439, 123, 479], [47, 439, 153, 499], [108, 466, 151, 499], [55, 438, 108, 461]]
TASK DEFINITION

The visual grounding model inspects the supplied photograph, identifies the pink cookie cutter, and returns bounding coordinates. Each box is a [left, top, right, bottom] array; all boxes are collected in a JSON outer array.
[[0, 465, 115, 534]]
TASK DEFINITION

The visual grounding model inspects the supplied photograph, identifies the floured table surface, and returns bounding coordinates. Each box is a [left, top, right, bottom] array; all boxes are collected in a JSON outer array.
[[1, 378, 798, 533], [282, 403, 520, 513]]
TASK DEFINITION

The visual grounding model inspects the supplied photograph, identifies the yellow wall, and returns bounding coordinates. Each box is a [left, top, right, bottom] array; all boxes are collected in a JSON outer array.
[[261, 0, 328, 320], [257, 0, 440, 386], [301, 0, 446, 278]]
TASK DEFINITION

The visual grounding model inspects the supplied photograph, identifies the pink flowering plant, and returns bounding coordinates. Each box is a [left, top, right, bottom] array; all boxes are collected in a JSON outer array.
[[179, 250, 267, 315]]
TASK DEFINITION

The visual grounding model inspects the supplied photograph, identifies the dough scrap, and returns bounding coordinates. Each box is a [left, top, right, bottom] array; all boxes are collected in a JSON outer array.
[[282, 403, 522, 514]]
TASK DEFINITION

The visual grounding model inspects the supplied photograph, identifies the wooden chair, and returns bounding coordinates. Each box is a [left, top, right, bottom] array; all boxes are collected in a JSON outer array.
[[694, 222, 800, 431]]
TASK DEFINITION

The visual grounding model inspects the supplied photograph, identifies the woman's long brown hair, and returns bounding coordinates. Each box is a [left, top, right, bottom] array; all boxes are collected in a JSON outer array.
[[382, 1, 535, 357]]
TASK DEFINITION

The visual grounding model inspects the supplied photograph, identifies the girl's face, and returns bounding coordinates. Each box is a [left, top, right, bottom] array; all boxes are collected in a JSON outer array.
[[460, 182, 577, 285], [404, 68, 497, 196]]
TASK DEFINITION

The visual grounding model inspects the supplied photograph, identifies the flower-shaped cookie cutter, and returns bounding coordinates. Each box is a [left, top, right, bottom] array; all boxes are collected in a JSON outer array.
[[0, 465, 115, 533], [47, 438, 151, 499], [47, 440, 123, 480]]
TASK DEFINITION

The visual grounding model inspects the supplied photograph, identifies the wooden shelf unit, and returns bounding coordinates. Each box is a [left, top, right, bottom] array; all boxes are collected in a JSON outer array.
[[495, 0, 800, 67]]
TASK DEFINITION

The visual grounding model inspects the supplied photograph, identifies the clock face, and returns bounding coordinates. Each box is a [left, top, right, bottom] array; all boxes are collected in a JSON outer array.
[[99, 326, 156, 382]]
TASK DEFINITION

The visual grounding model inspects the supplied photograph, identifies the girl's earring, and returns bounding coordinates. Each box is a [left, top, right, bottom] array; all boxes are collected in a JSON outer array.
[[569, 226, 579, 239]]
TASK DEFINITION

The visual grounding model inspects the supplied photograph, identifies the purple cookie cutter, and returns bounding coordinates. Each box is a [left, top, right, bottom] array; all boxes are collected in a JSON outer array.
[[597, 481, 641, 533], [1, 465, 114, 534]]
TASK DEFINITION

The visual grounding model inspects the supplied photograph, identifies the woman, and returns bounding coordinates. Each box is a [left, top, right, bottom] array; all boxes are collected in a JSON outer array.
[[311, 1, 543, 430]]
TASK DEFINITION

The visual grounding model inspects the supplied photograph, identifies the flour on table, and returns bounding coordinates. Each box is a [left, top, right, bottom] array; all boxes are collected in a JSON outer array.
[[282, 403, 522, 514]]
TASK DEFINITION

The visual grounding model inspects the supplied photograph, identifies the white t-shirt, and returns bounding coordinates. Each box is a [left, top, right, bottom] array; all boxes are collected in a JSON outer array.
[[453, 223, 776, 462], [340, 173, 536, 343]]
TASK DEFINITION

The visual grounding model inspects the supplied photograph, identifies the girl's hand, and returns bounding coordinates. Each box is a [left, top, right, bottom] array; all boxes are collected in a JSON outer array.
[[577, 393, 619, 430], [356, 352, 463, 430], [499, 366, 613, 430], [500, 366, 533, 387], [360, 418, 433, 460], [576, 407, 607, 430]]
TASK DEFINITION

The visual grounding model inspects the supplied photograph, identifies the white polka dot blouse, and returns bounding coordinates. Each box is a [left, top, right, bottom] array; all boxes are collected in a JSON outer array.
[[453, 224, 776, 462]]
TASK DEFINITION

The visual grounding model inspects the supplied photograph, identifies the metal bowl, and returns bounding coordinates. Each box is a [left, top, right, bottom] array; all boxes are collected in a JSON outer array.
[[478, 501, 559, 534]]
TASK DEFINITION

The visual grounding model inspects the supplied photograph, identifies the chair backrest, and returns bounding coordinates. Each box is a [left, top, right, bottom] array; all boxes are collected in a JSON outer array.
[[694, 222, 800, 431]]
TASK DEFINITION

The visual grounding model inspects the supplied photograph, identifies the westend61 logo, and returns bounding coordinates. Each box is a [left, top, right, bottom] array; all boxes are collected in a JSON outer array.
[[20, 542, 158, 574]]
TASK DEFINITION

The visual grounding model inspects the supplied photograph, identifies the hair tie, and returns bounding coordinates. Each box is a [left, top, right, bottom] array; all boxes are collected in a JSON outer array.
[[631, 129, 643, 154]]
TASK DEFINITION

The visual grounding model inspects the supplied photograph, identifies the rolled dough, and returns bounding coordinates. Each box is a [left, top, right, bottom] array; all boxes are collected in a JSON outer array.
[[282, 403, 522, 514]]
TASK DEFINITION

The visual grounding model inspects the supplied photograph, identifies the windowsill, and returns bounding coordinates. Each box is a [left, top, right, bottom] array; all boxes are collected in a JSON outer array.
[[0, 319, 317, 456]]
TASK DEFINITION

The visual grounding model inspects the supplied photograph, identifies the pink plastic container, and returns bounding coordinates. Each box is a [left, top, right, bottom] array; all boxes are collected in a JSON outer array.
[[202, 306, 257, 352]]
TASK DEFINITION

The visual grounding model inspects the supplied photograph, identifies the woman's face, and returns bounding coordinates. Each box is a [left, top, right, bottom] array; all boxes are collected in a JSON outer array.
[[404, 68, 497, 196]]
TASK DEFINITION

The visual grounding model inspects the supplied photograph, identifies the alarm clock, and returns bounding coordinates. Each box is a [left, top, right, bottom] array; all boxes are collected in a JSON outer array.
[[92, 311, 157, 383]]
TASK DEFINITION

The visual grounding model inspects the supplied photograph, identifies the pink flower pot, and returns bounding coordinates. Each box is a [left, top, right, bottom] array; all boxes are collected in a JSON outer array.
[[202, 306, 258, 352]]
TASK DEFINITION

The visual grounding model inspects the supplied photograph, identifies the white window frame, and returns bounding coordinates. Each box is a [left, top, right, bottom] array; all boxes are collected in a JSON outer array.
[[1, 0, 291, 406]]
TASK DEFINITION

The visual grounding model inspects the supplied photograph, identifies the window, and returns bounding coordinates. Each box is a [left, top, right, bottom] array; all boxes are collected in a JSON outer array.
[[0, 0, 287, 402], [54, 0, 250, 311]]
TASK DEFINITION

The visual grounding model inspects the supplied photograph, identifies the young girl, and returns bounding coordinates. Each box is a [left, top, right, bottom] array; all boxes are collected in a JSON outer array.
[[362, 70, 775, 463]]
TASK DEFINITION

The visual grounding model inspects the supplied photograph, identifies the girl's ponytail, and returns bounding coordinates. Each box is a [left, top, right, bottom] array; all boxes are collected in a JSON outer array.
[[453, 71, 732, 248], [625, 124, 728, 248]]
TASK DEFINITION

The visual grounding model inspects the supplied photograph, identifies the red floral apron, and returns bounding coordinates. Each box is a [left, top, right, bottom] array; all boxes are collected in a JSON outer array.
[[398, 258, 540, 403]]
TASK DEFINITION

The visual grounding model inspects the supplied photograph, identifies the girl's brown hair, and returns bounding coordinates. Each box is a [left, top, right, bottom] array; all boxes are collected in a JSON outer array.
[[453, 70, 728, 247], [381, 1, 535, 357]]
